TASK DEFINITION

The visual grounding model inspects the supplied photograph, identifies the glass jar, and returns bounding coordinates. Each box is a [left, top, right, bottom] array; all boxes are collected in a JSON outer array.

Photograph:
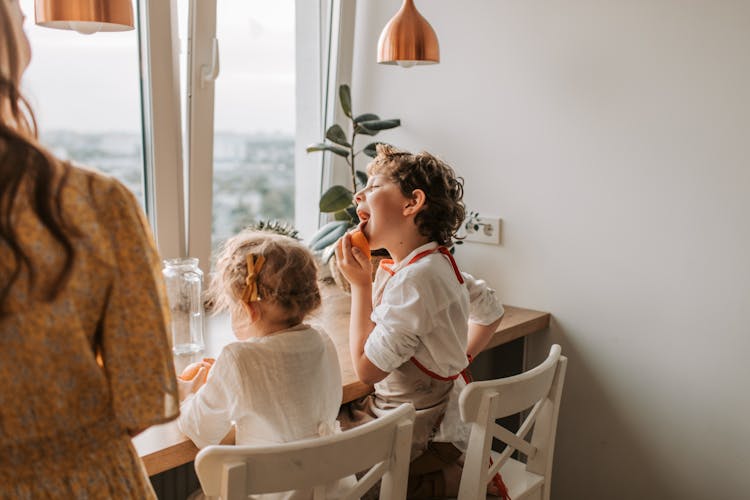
[[162, 258, 205, 355]]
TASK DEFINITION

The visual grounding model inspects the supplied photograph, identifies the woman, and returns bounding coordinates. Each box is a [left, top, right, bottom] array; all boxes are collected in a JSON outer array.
[[0, 1, 178, 498]]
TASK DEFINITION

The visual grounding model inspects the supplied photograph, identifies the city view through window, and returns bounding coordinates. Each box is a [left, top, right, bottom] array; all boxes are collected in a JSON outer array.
[[211, 133, 294, 245], [20, 0, 146, 205], [38, 131, 295, 250], [209, 0, 295, 248], [21, 0, 295, 255]]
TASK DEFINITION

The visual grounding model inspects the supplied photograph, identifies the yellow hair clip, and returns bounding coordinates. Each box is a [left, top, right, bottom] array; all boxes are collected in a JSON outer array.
[[241, 254, 266, 303]]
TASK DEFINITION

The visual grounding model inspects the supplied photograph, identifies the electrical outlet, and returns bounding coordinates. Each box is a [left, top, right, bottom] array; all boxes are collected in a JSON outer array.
[[462, 214, 501, 245]]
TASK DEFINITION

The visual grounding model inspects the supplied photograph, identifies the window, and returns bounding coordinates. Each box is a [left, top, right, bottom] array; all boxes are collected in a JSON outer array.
[[19, 0, 146, 207], [18, 0, 329, 269], [176, 0, 297, 269], [210, 1, 296, 250]]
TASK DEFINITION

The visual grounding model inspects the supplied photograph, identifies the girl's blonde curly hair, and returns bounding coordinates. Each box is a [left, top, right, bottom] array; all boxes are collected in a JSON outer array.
[[208, 229, 321, 325]]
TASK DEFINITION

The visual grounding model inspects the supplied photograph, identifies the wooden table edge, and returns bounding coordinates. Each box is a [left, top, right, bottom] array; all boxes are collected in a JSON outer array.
[[140, 441, 199, 477], [485, 305, 551, 351]]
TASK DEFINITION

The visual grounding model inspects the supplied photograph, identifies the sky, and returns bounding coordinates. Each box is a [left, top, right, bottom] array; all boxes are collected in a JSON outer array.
[[18, 0, 295, 135]]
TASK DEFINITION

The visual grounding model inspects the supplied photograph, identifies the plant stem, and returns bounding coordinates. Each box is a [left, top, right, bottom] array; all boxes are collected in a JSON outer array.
[[349, 116, 357, 194]]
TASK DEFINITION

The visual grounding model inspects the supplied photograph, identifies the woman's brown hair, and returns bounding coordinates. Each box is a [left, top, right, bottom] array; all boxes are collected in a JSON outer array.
[[0, 1, 76, 315]]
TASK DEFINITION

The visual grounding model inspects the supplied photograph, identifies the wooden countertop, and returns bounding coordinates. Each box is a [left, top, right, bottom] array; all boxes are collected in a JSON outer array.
[[133, 284, 550, 476]]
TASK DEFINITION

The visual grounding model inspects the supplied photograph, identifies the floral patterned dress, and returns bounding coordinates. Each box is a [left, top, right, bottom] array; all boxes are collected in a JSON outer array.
[[0, 163, 179, 499]]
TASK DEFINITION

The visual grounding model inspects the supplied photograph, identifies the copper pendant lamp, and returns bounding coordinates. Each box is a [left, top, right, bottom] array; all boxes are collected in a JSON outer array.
[[35, 0, 135, 34], [377, 0, 439, 68]]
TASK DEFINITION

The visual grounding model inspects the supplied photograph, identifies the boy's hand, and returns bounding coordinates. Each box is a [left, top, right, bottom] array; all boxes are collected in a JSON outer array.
[[335, 233, 373, 288]]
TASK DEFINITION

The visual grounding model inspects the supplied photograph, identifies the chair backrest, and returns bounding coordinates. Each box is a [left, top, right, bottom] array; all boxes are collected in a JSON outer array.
[[194, 402, 416, 500], [458, 344, 567, 500]]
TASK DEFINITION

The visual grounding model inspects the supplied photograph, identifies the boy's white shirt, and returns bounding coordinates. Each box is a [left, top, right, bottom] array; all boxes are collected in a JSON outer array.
[[365, 242, 504, 376], [365, 241, 504, 449]]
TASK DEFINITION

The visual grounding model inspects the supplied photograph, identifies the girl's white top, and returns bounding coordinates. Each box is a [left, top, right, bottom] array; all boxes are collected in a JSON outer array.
[[178, 324, 347, 499]]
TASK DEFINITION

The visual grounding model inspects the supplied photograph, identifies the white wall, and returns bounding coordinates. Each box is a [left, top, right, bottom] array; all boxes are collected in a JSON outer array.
[[352, 1, 750, 498]]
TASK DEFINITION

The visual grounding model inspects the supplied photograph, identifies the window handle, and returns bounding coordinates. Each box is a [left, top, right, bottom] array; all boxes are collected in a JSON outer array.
[[201, 38, 220, 88]]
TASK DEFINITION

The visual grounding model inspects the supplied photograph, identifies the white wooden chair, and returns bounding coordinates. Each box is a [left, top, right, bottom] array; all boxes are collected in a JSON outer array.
[[457, 344, 567, 500], [193, 402, 416, 500]]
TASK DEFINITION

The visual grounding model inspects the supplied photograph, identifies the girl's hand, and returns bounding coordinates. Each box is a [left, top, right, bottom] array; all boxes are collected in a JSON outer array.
[[177, 361, 211, 401], [335, 233, 372, 288], [179, 360, 213, 381]]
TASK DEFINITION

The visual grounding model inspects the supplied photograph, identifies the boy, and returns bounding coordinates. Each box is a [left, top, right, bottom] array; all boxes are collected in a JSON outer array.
[[336, 145, 505, 497]]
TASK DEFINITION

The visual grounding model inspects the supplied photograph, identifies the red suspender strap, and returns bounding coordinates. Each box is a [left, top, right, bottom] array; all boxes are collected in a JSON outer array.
[[410, 354, 473, 384], [378, 258, 395, 276], [488, 455, 512, 500], [406, 248, 438, 266], [409, 356, 460, 381], [437, 246, 464, 283], [384, 246, 462, 281]]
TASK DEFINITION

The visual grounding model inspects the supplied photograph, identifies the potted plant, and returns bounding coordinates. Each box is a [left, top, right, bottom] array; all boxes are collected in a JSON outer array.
[[306, 84, 401, 265], [247, 219, 301, 241]]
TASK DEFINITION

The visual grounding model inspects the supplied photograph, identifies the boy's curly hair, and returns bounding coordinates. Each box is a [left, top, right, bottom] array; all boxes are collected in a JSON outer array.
[[209, 229, 321, 325], [367, 144, 465, 246]]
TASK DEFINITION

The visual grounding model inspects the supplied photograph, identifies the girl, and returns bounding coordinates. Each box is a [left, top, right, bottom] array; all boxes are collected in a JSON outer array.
[[335, 145, 506, 498], [178, 230, 346, 499]]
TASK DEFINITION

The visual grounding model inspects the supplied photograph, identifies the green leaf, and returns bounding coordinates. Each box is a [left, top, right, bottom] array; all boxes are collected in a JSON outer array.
[[311, 228, 347, 252], [363, 142, 392, 158], [354, 123, 377, 136], [319, 185, 354, 213], [325, 124, 350, 147], [307, 220, 346, 250], [339, 84, 352, 118], [306, 142, 349, 158], [321, 243, 337, 264], [354, 113, 379, 123], [308, 220, 349, 251], [333, 209, 354, 221], [358, 119, 401, 131], [355, 170, 368, 188], [333, 207, 359, 225]]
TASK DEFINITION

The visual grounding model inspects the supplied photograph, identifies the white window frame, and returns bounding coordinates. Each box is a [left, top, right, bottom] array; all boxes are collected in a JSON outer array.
[[295, 0, 357, 241], [138, 0, 186, 260], [137, 0, 218, 270], [294, 0, 326, 241], [184, 0, 218, 273], [137, 0, 350, 267]]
